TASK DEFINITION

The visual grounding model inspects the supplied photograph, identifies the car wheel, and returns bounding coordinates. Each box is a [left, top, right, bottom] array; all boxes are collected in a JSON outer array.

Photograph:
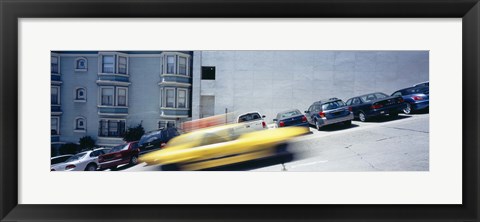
[[315, 120, 321, 131], [403, 103, 412, 114], [359, 112, 367, 122], [85, 163, 97, 171], [129, 156, 138, 165]]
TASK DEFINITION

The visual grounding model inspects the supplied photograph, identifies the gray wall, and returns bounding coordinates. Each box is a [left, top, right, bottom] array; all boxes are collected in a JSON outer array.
[[193, 51, 429, 123]]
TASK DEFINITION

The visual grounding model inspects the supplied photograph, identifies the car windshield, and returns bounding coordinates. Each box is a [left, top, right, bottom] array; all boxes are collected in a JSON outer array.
[[238, 113, 261, 123], [139, 130, 163, 146], [65, 153, 86, 162], [374, 93, 388, 99], [321, 101, 345, 110], [279, 110, 301, 119], [109, 144, 130, 153], [402, 87, 429, 95]]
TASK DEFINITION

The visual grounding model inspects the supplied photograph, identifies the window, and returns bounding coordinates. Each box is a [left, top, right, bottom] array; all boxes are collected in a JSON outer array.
[[101, 88, 114, 106], [178, 57, 187, 75], [158, 120, 176, 129], [118, 56, 127, 74], [51, 117, 59, 135], [165, 88, 175, 108], [102, 55, 115, 73], [166, 55, 175, 74], [75, 88, 86, 101], [75, 117, 86, 131], [392, 91, 402, 96], [202, 66, 215, 80], [51, 56, 59, 73], [75, 57, 87, 71], [117, 87, 127, 106], [352, 98, 361, 105], [345, 99, 352, 106], [51, 86, 60, 105], [177, 89, 187, 108], [98, 119, 126, 137]]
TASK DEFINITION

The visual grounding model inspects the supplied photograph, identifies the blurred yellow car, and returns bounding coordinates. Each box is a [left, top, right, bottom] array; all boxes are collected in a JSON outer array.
[[139, 123, 309, 170]]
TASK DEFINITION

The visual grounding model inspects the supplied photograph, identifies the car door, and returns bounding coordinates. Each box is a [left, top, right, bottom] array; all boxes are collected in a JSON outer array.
[[305, 105, 315, 124], [349, 97, 362, 115]]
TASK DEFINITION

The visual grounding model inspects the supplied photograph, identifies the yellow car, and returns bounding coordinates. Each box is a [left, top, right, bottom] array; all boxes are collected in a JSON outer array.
[[139, 123, 309, 170]]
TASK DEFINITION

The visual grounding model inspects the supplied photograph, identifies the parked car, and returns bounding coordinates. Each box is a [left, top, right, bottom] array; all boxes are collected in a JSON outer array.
[[98, 141, 140, 170], [273, 109, 309, 128], [413, 81, 429, 87], [236, 111, 267, 130], [138, 127, 180, 154], [139, 123, 309, 171], [304, 98, 353, 130], [50, 154, 73, 169], [391, 86, 429, 114], [346, 92, 406, 122], [50, 148, 110, 171]]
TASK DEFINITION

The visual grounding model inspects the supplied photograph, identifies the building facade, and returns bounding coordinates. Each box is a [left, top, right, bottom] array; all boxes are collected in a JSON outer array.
[[51, 51, 193, 151], [52, 50, 428, 152]]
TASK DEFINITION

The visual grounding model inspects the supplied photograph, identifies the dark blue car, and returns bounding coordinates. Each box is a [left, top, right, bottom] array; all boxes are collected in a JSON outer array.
[[346, 92, 406, 122], [273, 109, 309, 128], [304, 98, 354, 130], [391, 86, 429, 114]]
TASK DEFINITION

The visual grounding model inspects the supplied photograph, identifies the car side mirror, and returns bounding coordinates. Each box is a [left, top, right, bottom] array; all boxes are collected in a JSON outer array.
[[273, 118, 277, 122], [262, 115, 266, 118], [304, 110, 309, 113]]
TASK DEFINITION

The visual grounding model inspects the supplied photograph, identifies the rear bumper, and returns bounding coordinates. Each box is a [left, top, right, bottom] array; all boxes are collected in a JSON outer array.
[[368, 103, 406, 117], [317, 112, 354, 127], [411, 100, 429, 110]]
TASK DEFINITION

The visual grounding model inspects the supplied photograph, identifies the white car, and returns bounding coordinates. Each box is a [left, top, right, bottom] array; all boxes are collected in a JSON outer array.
[[236, 111, 267, 130], [51, 148, 110, 171]]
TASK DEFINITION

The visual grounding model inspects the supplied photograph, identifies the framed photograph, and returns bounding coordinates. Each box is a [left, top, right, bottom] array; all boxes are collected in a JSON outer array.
[[1, 0, 479, 221]]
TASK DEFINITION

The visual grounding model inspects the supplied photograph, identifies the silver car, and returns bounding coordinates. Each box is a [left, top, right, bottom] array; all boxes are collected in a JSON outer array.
[[51, 148, 110, 171]]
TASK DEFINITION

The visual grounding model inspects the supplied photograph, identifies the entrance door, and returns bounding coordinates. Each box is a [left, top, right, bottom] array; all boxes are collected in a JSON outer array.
[[200, 96, 215, 118]]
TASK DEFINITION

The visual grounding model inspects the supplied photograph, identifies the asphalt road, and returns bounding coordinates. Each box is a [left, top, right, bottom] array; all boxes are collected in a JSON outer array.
[[121, 112, 429, 172]]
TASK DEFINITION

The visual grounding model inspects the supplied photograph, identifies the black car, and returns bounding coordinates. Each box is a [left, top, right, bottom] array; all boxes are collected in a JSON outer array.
[[304, 98, 354, 130], [273, 109, 309, 128], [138, 127, 179, 154], [345, 92, 406, 122]]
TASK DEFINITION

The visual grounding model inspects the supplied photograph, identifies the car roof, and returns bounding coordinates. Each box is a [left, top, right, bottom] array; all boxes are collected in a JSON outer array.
[[237, 111, 262, 117], [351, 92, 387, 99], [314, 98, 342, 104], [395, 85, 428, 92], [51, 154, 73, 159], [277, 109, 301, 115]]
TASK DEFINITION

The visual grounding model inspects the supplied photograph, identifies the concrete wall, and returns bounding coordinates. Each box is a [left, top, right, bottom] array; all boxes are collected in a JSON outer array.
[[193, 51, 429, 123]]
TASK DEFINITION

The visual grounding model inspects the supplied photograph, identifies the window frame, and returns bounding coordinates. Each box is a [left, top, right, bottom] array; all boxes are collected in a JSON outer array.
[[74, 87, 87, 102], [98, 119, 126, 138], [178, 56, 187, 75], [117, 56, 128, 75], [51, 86, 61, 105], [201, 66, 216, 80], [166, 55, 176, 74], [101, 55, 115, 74], [164, 87, 176, 108], [51, 55, 60, 74], [116, 87, 128, 107], [74, 116, 87, 133], [99, 86, 115, 106], [51, 116, 60, 135], [74, 57, 88, 71], [176, 88, 188, 108]]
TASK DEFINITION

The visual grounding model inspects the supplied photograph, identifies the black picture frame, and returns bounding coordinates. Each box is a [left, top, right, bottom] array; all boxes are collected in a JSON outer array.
[[1, 0, 479, 221]]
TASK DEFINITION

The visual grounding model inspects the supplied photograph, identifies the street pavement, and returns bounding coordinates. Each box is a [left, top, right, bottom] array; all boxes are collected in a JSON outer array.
[[121, 113, 429, 172]]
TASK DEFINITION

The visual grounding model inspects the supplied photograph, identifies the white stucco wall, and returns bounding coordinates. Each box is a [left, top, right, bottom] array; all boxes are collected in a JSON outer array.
[[193, 51, 429, 123]]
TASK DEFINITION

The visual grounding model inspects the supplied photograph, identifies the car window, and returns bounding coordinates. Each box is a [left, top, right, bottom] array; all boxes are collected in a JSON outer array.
[[130, 142, 138, 149], [66, 153, 86, 162], [51, 156, 71, 165], [321, 101, 345, 110], [279, 110, 301, 118], [345, 99, 352, 106], [238, 113, 262, 123], [352, 98, 361, 105], [308, 105, 314, 112], [375, 93, 388, 99], [361, 94, 376, 102], [392, 91, 402, 96]]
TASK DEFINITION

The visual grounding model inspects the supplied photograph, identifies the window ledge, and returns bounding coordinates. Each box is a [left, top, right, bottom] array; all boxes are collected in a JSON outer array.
[[97, 105, 128, 108], [161, 74, 191, 78], [98, 73, 129, 77], [75, 69, 87, 72], [74, 100, 86, 103], [160, 107, 189, 110], [74, 130, 86, 133]]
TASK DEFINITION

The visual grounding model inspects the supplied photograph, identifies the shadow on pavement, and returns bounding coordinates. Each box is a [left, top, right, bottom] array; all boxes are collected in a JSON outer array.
[[310, 123, 360, 132], [355, 114, 412, 123]]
